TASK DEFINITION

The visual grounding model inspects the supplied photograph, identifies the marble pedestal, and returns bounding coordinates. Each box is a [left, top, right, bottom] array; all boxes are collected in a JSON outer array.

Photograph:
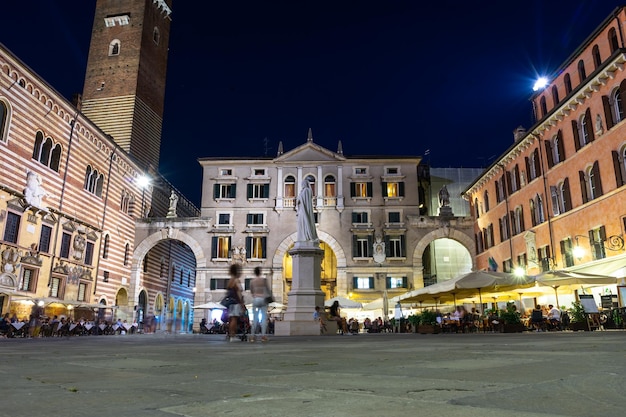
[[274, 241, 326, 336], [438, 206, 454, 217]]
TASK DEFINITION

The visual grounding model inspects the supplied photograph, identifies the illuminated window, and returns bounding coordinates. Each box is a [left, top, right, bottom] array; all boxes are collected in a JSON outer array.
[[211, 236, 231, 259]]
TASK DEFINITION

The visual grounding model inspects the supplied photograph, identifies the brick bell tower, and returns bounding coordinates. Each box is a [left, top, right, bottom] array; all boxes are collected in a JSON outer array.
[[81, 0, 173, 173]]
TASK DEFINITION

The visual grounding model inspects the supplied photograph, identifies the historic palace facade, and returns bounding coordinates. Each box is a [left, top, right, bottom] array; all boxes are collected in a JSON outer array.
[[464, 7, 626, 288]]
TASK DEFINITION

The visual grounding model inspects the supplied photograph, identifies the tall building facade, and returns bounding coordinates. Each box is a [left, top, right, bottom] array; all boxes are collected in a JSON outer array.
[[192, 132, 477, 315], [0, 0, 199, 329], [82, 0, 172, 173], [463, 7, 626, 298]]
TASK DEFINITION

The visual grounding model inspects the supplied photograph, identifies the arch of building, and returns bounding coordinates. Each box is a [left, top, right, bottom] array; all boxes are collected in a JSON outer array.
[[271, 230, 349, 296], [411, 228, 476, 288], [131, 228, 206, 332]]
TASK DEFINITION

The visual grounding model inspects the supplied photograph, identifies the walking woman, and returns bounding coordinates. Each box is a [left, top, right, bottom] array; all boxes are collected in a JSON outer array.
[[250, 266, 270, 342], [226, 263, 245, 342]]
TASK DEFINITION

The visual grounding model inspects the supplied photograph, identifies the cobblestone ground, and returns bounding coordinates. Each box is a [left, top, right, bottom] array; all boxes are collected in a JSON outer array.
[[1, 331, 625, 417]]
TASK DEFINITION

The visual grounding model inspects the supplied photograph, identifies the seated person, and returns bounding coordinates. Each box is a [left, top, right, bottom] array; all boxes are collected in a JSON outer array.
[[313, 306, 327, 333], [328, 301, 348, 334], [531, 305, 546, 331], [200, 318, 209, 334], [547, 304, 561, 330]]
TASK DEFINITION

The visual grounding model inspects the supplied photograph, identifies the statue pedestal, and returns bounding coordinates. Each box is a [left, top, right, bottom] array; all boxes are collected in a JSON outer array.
[[274, 241, 325, 336], [438, 206, 454, 217]]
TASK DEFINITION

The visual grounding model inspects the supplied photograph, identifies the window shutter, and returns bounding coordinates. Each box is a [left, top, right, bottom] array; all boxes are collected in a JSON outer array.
[[245, 237, 252, 257], [369, 277, 375, 289], [524, 157, 531, 182], [247, 184, 253, 199], [246, 214, 253, 224], [263, 184, 269, 198], [556, 130, 566, 162], [579, 171, 588, 203], [211, 237, 218, 258], [210, 279, 217, 290], [227, 236, 232, 257], [603, 95, 615, 129], [599, 225, 607, 242], [367, 235, 373, 256], [506, 171, 513, 194], [386, 276, 391, 289], [593, 161, 603, 197], [585, 109, 595, 143], [399, 182, 405, 197], [353, 276, 358, 289], [366, 182, 373, 197], [350, 182, 356, 197], [229, 184, 237, 198], [352, 235, 358, 257], [213, 184, 219, 199], [498, 218, 504, 241], [351, 212, 358, 223], [261, 237, 267, 258], [544, 140, 554, 169], [619, 80, 626, 122], [612, 150, 624, 187], [563, 178, 572, 211], [572, 120, 581, 151], [402, 277, 407, 288], [534, 149, 541, 177], [520, 207, 525, 232], [381, 182, 388, 197], [588, 229, 595, 244], [400, 235, 406, 257]]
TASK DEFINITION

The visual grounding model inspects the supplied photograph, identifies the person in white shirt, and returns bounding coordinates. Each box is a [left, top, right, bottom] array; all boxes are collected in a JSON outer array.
[[547, 304, 561, 330]]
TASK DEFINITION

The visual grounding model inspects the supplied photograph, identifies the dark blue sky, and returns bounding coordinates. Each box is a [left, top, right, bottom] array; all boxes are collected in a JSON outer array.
[[1, 1, 624, 206]]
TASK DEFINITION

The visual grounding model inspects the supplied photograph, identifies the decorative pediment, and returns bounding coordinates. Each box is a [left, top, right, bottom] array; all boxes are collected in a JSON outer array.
[[62, 220, 77, 232], [6, 198, 26, 213], [275, 141, 346, 163], [0, 273, 17, 289], [86, 230, 99, 241]]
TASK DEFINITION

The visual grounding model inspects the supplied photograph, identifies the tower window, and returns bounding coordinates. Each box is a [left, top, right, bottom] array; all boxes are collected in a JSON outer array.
[[108, 40, 121, 56]]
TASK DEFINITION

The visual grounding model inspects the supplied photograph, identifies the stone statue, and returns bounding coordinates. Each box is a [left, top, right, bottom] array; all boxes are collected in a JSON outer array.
[[296, 178, 319, 243], [595, 114, 604, 136], [438, 185, 450, 207], [23, 171, 46, 208], [373, 235, 386, 264], [166, 190, 178, 218]]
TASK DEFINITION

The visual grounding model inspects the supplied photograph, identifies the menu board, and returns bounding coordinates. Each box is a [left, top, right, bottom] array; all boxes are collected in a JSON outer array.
[[578, 294, 598, 314]]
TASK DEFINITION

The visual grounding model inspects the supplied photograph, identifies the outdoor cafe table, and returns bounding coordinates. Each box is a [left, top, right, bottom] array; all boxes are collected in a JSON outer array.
[[11, 322, 25, 331]]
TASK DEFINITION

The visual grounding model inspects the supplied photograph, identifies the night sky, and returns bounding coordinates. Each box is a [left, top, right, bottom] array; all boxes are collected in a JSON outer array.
[[1, 1, 624, 206]]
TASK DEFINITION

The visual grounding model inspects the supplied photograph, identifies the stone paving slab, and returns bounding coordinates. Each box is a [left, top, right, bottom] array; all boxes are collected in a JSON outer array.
[[1, 331, 624, 417]]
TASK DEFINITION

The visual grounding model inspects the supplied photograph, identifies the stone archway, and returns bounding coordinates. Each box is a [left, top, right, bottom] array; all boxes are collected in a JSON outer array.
[[412, 227, 476, 288], [271, 231, 348, 300]]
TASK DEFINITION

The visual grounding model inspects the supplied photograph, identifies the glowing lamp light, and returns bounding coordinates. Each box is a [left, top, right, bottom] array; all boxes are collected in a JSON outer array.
[[533, 77, 548, 91], [513, 266, 525, 277], [136, 174, 151, 189], [572, 245, 585, 261]]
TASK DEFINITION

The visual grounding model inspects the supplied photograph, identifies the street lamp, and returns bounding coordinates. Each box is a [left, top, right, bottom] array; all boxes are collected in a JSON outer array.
[[136, 174, 151, 218]]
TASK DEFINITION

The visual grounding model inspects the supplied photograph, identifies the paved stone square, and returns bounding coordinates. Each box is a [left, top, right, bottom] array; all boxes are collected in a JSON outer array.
[[1, 331, 624, 417]]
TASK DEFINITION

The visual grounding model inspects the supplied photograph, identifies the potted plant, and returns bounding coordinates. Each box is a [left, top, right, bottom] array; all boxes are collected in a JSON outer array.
[[417, 309, 440, 334], [567, 301, 589, 331], [499, 302, 525, 333], [408, 313, 421, 333]]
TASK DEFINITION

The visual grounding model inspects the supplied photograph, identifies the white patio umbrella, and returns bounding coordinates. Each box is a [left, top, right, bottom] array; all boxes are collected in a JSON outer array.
[[534, 270, 617, 307], [193, 301, 226, 310], [324, 296, 363, 309]]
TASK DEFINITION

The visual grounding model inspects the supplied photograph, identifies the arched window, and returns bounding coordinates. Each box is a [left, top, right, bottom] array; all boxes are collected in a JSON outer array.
[[564, 73, 572, 94], [102, 234, 110, 259], [123, 243, 130, 266], [84, 165, 104, 197], [609, 28, 619, 53], [483, 190, 489, 212], [537, 194, 545, 223], [323, 174, 336, 206], [0, 99, 8, 142], [109, 40, 120, 56], [153, 27, 160, 45], [551, 85, 559, 106], [581, 161, 603, 202], [540, 96, 548, 117], [32, 131, 62, 171], [592, 45, 602, 69], [611, 86, 624, 124], [577, 60, 587, 84], [306, 175, 316, 198]]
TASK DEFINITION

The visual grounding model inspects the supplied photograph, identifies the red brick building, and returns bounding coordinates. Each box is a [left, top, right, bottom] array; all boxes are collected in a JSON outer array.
[[464, 6, 626, 306]]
